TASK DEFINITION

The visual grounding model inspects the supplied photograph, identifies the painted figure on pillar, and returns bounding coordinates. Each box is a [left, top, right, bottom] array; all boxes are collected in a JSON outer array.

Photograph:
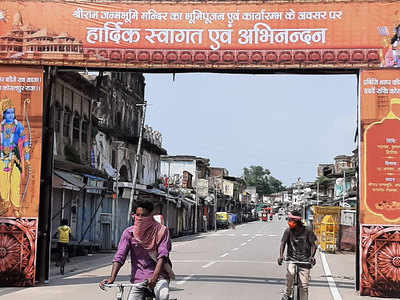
[[0, 98, 31, 217], [385, 25, 400, 67]]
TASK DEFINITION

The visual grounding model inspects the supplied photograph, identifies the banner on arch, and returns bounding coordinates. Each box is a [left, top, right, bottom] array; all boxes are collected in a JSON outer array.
[[0, 1, 400, 69]]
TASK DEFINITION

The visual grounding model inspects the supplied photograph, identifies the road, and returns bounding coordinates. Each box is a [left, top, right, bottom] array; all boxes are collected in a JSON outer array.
[[1, 219, 347, 300]]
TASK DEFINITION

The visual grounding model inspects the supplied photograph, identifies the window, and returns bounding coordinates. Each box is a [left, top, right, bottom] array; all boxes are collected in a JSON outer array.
[[82, 120, 88, 144], [54, 104, 62, 133], [73, 113, 80, 141], [119, 165, 129, 182], [63, 111, 71, 137], [116, 111, 122, 128], [111, 150, 116, 169]]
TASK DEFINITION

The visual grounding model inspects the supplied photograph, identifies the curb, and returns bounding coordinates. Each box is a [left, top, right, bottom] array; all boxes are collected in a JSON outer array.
[[49, 261, 112, 281]]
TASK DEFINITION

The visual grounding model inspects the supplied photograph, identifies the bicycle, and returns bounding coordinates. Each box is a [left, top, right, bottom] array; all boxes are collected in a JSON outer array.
[[284, 260, 312, 300], [58, 243, 68, 275], [102, 280, 177, 300]]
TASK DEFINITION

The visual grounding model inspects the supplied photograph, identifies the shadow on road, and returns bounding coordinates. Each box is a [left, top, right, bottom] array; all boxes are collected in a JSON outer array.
[[172, 274, 354, 290], [173, 234, 206, 243], [45, 273, 353, 290]]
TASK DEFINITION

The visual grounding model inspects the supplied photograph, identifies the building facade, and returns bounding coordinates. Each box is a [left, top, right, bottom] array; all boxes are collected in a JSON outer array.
[[50, 70, 166, 254]]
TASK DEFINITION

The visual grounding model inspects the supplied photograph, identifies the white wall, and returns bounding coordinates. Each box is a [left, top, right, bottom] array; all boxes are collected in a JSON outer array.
[[141, 149, 160, 185], [160, 159, 196, 185]]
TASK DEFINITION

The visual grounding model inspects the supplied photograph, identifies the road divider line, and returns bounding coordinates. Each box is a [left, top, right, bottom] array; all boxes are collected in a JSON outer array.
[[241, 242, 247, 246], [232, 248, 239, 251], [247, 239, 252, 242], [220, 253, 229, 258], [201, 261, 216, 269], [216, 260, 275, 264], [176, 274, 194, 285], [320, 249, 343, 300], [172, 260, 209, 263]]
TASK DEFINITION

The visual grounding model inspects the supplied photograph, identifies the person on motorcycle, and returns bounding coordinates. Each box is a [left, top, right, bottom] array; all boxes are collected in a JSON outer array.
[[100, 200, 174, 300], [277, 211, 317, 300]]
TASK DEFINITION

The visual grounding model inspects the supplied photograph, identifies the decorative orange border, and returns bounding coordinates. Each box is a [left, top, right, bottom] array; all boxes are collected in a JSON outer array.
[[362, 117, 400, 223]]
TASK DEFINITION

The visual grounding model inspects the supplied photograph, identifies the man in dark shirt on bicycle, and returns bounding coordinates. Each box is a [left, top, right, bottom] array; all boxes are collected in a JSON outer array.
[[278, 211, 317, 300]]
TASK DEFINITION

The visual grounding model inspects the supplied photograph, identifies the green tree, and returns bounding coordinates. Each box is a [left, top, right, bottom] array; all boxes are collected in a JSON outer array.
[[243, 165, 284, 195], [316, 175, 331, 186]]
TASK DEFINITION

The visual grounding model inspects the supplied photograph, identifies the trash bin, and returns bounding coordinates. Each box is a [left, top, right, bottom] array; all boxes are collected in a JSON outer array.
[[320, 215, 337, 253]]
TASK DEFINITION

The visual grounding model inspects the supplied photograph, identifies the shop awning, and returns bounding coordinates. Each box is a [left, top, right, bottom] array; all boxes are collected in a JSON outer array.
[[54, 170, 85, 190], [54, 170, 108, 193], [181, 197, 196, 207]]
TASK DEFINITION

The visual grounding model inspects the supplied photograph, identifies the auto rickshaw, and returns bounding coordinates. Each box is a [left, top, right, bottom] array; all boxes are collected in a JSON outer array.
[[216, 212, 229, 229]]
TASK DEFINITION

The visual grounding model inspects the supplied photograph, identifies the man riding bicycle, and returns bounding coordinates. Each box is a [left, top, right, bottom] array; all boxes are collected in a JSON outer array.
[[100, 200, 174, 300], [278, 211, 317, 300], [53, 218, 72, 266]]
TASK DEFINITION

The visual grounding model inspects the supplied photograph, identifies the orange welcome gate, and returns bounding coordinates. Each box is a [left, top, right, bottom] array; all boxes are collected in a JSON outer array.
[[0, 0, 400, 297], [0, 1, 399, 70]]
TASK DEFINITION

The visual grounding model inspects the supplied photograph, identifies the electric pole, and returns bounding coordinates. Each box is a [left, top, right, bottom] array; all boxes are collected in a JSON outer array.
[[127, 101, 147, 225], [194, 169, 199, 234]]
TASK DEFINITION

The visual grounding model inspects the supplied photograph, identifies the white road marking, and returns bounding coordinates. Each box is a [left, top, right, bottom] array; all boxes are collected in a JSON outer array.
[[320, 249, 343, 300], [247, 239, 252, 242], [232, 248, 239, 251], [268, 234, 279, 237], [241, 242, 247, 246], [176, 274, 194, 285], [174, 260, 275, 264], [219, 260, 275, 264], [172, 260, 209, 263], [256, 234, 263, 236], [227, 234, 235, 236], [220, 253, 229, 258], [202, 261, 217, 268], [242, 234, 249, 236]]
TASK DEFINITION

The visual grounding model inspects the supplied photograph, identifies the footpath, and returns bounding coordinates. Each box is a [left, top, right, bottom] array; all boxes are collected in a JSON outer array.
[[320, 251, 398, 300]]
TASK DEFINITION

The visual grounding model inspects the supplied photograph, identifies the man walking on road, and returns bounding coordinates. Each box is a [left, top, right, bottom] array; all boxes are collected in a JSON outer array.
[[100, 200, 174, 300], [278, 211, 317, 300]]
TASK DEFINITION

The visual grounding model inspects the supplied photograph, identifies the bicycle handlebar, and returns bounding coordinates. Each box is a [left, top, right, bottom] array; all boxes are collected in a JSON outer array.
[[102, 280, 149, 290]]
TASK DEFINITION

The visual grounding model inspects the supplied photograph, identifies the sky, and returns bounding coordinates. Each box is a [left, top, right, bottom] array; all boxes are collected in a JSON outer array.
[[144, 73, 358, 186]]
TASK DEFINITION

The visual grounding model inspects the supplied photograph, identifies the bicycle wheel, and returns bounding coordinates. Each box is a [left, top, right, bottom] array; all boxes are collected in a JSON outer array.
[[60, 248, 65, 275], [293, 266, 300, 300], [60, 261, 65, 275]]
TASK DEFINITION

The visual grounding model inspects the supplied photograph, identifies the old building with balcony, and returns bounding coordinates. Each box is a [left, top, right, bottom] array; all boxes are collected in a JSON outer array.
[[50, 70, 167, 255], [90, 71, 167, 246]]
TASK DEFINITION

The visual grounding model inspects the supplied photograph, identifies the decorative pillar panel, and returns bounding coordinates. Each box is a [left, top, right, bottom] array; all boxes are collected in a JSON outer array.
[[0, 218, 37, 286], [0, 66, 44, 286], [360, 70, 400, 297], [361, 225, 400, 297]]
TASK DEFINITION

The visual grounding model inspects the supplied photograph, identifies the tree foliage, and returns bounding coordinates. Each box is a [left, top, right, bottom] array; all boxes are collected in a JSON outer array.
[[243, 165, 285, 195], [316, 176, 331, 186]]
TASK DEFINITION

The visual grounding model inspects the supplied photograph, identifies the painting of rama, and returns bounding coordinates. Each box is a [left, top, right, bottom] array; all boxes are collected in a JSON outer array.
[[0, 98, 31, 217]]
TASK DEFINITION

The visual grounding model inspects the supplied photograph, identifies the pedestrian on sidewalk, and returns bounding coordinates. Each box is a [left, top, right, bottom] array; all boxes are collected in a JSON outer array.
[[100, 200, 175, 300], [277, 210, 317, 300]]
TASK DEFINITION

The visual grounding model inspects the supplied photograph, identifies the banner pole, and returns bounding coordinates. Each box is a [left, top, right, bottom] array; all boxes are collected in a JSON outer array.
[[37, 66, 56, 283]]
